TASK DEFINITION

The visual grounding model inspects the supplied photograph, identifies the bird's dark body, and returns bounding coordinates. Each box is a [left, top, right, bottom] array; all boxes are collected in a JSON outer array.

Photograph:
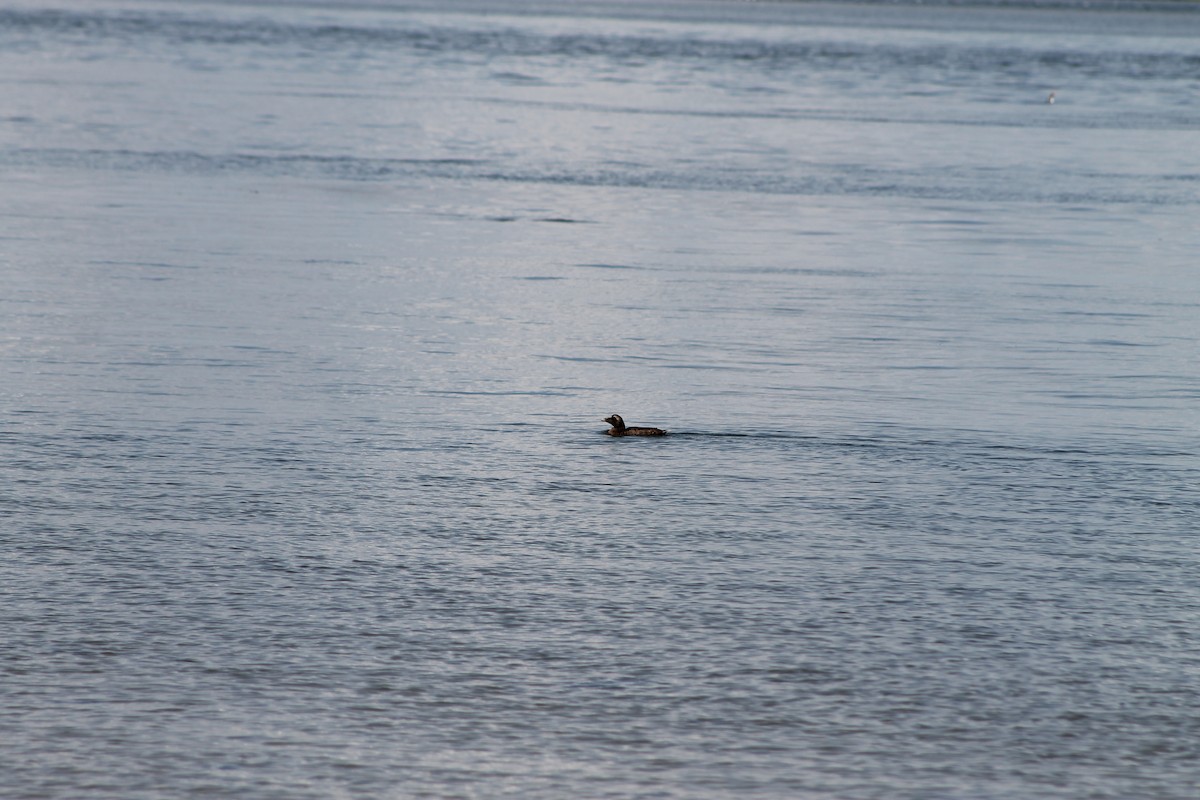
[[604, 414, 666, 437]]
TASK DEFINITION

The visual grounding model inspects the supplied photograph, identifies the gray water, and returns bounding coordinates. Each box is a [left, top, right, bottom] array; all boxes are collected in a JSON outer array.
[[2, 0, 1199, 797]]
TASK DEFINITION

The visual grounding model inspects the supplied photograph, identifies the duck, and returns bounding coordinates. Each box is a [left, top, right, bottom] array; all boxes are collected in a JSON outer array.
[[603, 413, 666, 437]]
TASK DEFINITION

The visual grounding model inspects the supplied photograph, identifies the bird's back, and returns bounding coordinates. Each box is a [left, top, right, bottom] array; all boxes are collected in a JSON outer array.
[[618, 426, 666, 436]]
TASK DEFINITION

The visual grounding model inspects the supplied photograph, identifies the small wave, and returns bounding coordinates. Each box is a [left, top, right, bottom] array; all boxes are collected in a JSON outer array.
[[9, 5, 1200, 114], [575, 263, 652, 271], [6, 146, 1191, 206]]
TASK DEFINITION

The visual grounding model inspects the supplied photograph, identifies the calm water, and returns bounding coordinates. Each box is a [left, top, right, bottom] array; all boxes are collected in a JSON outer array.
[[2, 0, 1199, 797]]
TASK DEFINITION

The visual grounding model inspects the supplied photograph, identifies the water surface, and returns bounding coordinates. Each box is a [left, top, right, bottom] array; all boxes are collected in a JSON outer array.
[[2, 1, 1199, 797]]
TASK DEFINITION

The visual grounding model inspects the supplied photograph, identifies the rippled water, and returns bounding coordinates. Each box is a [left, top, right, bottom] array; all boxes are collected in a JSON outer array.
[[2, 1, 1199, 797]]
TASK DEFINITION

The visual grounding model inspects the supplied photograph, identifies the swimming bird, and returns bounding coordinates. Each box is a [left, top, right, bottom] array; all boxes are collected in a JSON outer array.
[[603, 413, 666, 437], [1046, 91, 1056, 104]]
